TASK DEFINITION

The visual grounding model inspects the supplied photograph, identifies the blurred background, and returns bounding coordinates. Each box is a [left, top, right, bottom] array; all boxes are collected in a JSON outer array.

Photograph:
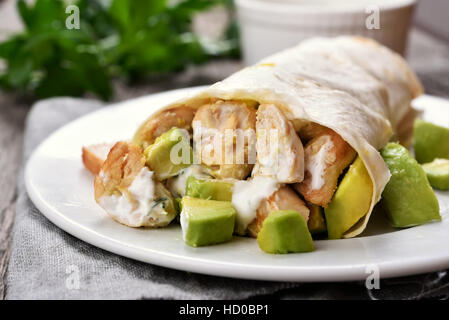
[[0, 0, 448, 102]]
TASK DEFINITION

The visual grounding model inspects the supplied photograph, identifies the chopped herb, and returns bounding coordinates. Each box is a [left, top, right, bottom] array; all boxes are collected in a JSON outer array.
[[152, 197, 168, 210]]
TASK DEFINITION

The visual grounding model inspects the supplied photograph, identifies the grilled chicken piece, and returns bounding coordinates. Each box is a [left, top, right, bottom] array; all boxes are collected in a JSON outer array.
[[247, 186, 310, 238], [295, 121, 328, 142], [252, 104, 304, 183], [294, 129, 356, 207], [82, 143, 114, 175], [133, 106, 196, 149], [94, 142, 144, 200], [192, 100, 257, 180], [94, 141, 176, 228]]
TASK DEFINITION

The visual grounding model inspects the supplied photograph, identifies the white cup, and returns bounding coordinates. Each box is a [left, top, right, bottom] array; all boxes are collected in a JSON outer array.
[[235, 0, 417, 65]]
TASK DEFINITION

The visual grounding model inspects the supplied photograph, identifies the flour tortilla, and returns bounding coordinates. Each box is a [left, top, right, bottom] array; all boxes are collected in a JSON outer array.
[[147, 36, 423, 238]]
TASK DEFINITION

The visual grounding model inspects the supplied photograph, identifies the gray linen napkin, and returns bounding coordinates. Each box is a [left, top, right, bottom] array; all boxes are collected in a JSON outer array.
[[5, 98, 449, 300]]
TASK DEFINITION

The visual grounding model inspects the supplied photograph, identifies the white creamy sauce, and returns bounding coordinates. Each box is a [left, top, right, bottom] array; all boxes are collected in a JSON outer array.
[[167, 165, 210, 197], [307, 136, 334, 190], [99, 193, 134, 224], [255, 125, 280, 173], [277, 148, 297, 182], [257, 135, 279, 171], [258, 156, 275, 169], [99, 167, 161, 227], [232, 176, 279, 234], [180, 210, 189, 241], [128, 167, 155, 202]]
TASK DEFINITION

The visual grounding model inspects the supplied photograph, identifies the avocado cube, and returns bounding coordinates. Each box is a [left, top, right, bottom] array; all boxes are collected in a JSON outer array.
[[172, 198, 182, 215], [257, 210, 314, 254], [186, 176, 234, 201], [422, 158, 449, 190], [144, 127, 192, 180], [414, 119, 449, 164], [381, 143, 441, 227], [325, 157, 373, 239], [180, 197, 236, 247], [307, 203, 327, 235]]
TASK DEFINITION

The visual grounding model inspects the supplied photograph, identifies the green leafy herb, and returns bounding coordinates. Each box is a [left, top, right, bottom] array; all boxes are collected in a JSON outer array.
[[152, 197, 168, 210], [0, 0, 239, 100]]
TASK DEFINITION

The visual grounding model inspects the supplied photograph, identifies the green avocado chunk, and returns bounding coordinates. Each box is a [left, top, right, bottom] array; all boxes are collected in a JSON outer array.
[[257, 210, 314, 254], [414, 119, 449, 164], [380, 143, 441, 227], [324, 157, 373, 239], [422, 158, 449, 190], [307, 203, 327, 235], [144, 127, 192, 180], [180, 197, 236, 247], [185, 176, 234, 201]]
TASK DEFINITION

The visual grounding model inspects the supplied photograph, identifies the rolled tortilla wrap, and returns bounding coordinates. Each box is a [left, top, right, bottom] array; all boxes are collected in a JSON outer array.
[[141, 36, 422, 238]]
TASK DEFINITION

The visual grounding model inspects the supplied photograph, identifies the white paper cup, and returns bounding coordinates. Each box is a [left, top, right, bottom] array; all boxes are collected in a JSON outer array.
[[236, 0, 416, 65]]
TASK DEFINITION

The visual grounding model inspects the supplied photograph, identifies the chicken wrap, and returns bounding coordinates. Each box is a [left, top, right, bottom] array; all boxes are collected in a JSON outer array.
[[125, 36, 423, 239]]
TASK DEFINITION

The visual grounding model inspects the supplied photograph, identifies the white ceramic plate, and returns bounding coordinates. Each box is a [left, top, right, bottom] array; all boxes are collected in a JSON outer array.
[[25, 88, 449, 282]]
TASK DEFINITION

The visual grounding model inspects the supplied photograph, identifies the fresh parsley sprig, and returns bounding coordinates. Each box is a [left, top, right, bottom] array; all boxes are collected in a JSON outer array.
[[0, 0, 239, 100]]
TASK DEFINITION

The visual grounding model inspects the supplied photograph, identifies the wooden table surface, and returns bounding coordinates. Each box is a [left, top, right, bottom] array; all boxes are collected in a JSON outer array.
[[1, 24, 449, 299]]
